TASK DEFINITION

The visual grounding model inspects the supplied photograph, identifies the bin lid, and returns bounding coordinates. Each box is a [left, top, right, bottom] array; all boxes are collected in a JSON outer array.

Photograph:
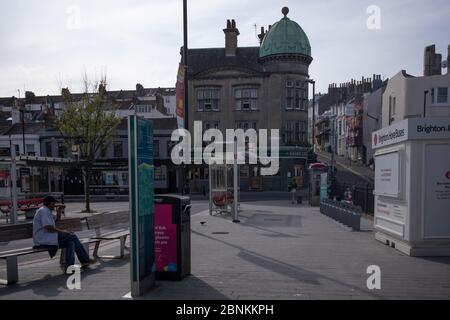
[[155, 194, 191, 202]]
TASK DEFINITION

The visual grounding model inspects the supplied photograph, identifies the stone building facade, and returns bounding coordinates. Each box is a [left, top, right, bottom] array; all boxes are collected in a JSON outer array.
[[185, 7, 314, 191]]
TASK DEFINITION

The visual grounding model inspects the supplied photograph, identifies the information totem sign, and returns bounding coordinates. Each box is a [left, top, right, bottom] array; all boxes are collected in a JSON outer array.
[[128, 115, 155, 297], [320, 172, 328, 203]]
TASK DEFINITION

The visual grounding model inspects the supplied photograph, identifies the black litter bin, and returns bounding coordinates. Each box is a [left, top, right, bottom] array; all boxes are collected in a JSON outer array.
[[154, 195, 191, 280]]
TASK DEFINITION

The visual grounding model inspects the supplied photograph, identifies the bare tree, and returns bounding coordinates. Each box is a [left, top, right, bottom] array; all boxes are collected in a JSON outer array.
[[54, 76, 121, 213]]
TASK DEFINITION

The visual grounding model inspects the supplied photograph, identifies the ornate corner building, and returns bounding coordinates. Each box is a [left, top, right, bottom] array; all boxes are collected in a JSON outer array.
[[185, 7, 315, 192]]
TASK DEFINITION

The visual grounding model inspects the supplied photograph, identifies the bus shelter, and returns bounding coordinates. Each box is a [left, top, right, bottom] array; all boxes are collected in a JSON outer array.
[[0, 156, 73, 223], [208, 142, 240, 223]]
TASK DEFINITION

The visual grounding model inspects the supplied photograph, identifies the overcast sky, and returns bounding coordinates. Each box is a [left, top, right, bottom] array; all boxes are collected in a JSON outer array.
[[0, 0, 449, 97]]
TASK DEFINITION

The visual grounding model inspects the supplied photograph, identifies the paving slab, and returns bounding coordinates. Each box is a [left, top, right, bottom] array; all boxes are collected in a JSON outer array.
[[0, 201, 449, 300]]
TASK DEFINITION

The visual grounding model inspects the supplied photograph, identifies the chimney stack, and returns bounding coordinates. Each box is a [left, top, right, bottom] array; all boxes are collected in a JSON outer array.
[[448, 44, 450, 74], [258, 26, 266, 44], [424, 45, 442, 76], [224, 19, 240, 57]]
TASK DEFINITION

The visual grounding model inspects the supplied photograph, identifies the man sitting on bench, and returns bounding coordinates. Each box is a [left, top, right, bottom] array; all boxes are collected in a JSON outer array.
[[32, 196, 95, 273]]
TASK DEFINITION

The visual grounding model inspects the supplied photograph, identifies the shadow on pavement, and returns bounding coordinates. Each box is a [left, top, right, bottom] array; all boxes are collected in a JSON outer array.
[[418, 257, 450, 266], [192, 230, 386, 299], [138, 276, 229, 300], [0, 258, 129, 299], [212, 212, 302, 239]]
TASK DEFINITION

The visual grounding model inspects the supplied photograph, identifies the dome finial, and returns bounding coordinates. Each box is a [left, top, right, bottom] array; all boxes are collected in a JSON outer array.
[[282, 7, 289, 17]]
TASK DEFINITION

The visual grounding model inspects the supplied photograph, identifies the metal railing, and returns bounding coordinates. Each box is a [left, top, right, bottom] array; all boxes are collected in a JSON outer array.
[[320, 199, 362, 231], [333, 182, 374, 215]]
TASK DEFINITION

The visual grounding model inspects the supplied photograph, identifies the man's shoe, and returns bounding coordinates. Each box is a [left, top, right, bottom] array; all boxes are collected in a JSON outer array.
[[81, 259, 97, 269], [64, 264, 82, 275]]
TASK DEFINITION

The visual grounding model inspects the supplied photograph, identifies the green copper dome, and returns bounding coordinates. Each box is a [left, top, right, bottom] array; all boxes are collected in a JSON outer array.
[[259, 8, 311, 59]]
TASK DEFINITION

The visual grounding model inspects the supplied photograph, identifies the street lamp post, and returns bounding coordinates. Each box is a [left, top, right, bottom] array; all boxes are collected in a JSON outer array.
[[306, 79, 316, 152], [181, 0, 189, 195], [17, 90, 26, 155], [20, 106, 26, 155], [183, 0, 189, 131]]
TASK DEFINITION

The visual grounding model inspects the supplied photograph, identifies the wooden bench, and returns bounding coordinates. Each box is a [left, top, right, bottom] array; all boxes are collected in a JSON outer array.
[[0, 219, 88, 285], [84, 211, 130, 260], [0, 211, 130, 285]]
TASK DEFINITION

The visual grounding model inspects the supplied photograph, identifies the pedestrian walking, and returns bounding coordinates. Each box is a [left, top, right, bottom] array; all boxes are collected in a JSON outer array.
[[291, 179, 298, 204]]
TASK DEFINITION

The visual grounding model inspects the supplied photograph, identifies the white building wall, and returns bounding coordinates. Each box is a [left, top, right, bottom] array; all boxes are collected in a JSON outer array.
[[164, 94, 177, 116], [363, 89, 383, 164], [0, 135, 41, 156], [383, 71, 450, 128]]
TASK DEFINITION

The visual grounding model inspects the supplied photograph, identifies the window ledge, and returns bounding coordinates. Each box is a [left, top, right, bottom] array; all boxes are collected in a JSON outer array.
[[430, 104, 450, 107]]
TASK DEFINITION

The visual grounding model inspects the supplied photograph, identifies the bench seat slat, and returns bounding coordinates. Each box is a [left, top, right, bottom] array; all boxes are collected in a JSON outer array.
[[0, 247, 47, 259], [91, 230, 129, 240], [79, 238, 102, 244]]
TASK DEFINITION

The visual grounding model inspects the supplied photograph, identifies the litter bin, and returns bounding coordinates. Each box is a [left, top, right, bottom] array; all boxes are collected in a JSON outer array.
[[154, 195, 191, 281]]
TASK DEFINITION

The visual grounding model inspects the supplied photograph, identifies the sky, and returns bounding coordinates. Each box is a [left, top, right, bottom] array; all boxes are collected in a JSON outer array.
[[0, 0, 449, 97]]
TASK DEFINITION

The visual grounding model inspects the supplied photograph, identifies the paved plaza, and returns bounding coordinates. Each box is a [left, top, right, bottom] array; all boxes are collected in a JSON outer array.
[[1, 200, 449, 300]]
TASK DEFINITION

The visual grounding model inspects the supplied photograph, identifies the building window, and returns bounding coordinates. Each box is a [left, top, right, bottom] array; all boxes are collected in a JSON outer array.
[[14, 145, 20, 156], [235, 121, 257, 130], [154, 166, 167, 181], [58, 143, 67, 158], [392, 97, 396, 115], [153, 140, 160, 158], [45, 142, 52, 157], [113, 142, 123, 158], [389, 96, 396, 125], [437, 87, 449, 104], [284, 121, 307, 144], [26, 144, 35, 156], [122, 173, 129, 186], [197, 87, 220, 111], [235, 87, 258, 111], [240, 165, 249, 177], [136, 105, 153, 113], [167, 140, 176, 156], [286, 81, 306, 110], [204, 122, 220, 133], [154, 166, 163, 181], [101, 144, 108, 158]]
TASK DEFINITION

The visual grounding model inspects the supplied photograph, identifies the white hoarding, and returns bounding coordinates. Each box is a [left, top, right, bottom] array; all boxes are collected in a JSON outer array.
[[424, 144, 450, 239], [374, 151, 401, 197]]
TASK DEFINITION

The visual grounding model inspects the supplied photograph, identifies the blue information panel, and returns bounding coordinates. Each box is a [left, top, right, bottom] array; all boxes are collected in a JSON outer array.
[[129, 115, 155, 297], [320, 172, 328, 203]]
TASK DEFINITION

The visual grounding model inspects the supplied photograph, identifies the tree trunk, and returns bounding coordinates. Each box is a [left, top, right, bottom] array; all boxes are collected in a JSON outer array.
[[83, 166, 91, 213]]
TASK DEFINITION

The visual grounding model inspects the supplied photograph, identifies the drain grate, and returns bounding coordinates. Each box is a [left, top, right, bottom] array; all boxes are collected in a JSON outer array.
[[211, 232, 230, 235]]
